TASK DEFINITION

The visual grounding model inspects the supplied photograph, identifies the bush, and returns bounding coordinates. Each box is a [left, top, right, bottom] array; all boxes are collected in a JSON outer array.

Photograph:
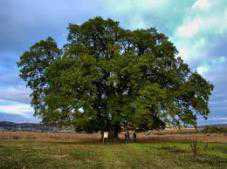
[[202, 126, 227, 134]]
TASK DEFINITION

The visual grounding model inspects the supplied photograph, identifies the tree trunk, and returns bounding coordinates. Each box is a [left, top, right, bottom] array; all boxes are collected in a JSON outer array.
[[100, 131, 104, 141], [112, 125, 120, 141]]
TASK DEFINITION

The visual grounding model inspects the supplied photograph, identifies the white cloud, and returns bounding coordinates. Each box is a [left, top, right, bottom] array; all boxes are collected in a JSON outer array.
[[173, 0, 227, 77], [192, 0, 211, 11], [103, 0, 171, 29], [0, 85, 31, 104], [197, 64, 209, 75], [148, 0, 170, 8], [0, 100, 33, 117], [176, 17, 202, 38], [176, 14, 227, 39], [196, 56, 226, 79], [176, 37, 206, 62], [176, 0, 227, 39], [126, 17, 148, 29], [104, 0, 169, 12]]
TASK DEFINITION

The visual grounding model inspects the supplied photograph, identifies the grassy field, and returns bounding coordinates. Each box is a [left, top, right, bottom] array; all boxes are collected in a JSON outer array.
[[0, 132, 227, 169]]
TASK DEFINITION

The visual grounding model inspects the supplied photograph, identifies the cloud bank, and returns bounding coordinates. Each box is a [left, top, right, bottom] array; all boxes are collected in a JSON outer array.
[[0, 0, 227, 124]]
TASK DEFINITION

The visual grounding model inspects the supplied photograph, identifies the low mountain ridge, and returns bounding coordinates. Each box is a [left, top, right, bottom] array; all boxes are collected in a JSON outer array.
[[0, 113, 39, 123]]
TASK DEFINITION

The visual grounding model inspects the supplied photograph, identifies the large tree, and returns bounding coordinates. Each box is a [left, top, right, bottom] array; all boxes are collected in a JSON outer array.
[[18, 17, 213, 139]]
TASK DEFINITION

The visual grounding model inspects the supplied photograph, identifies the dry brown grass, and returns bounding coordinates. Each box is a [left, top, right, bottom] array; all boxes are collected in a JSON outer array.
[[0, 131, 100, 143], [0, 129, 227, 143], [136, 133, 227, 143]]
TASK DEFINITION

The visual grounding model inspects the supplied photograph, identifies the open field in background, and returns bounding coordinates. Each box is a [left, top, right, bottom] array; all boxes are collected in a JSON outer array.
[[0, 128, 227, 143], [0, 130, 227, 169]]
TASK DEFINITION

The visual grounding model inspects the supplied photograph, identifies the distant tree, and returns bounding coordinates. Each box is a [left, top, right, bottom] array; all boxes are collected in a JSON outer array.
[[18, 17, 213, 139]]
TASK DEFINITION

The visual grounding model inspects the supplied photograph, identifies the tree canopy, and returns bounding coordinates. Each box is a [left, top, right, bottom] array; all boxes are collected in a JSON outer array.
[[18, 17, 213, 138]]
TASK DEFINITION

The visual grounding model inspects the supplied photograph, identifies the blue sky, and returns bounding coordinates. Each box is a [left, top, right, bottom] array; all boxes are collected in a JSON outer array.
[[0, 0, 227, 124]]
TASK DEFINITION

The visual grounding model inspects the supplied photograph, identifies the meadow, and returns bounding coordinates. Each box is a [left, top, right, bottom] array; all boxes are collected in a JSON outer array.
[[0, 131, 227, 169]]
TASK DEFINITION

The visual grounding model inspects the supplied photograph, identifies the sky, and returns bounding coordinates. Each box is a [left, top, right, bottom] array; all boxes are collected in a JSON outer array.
[[0, 0, 226, 124]]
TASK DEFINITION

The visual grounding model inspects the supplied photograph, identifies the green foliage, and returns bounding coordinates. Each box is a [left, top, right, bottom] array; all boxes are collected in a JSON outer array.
[[18, 17, 213, 135], [17, 37, 61, 116]]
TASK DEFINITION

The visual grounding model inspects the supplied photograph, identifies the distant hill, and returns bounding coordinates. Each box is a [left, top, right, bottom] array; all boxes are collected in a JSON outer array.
[[198, 123, 227, 129], [0, 121, 56, 132], [0, 121, 75, 132], [0, 113, 39, 123]]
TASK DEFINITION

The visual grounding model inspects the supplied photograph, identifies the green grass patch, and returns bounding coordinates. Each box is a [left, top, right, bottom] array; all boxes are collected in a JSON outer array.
[[70, 148, 96, 159], [0, 141, 227, 169]]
